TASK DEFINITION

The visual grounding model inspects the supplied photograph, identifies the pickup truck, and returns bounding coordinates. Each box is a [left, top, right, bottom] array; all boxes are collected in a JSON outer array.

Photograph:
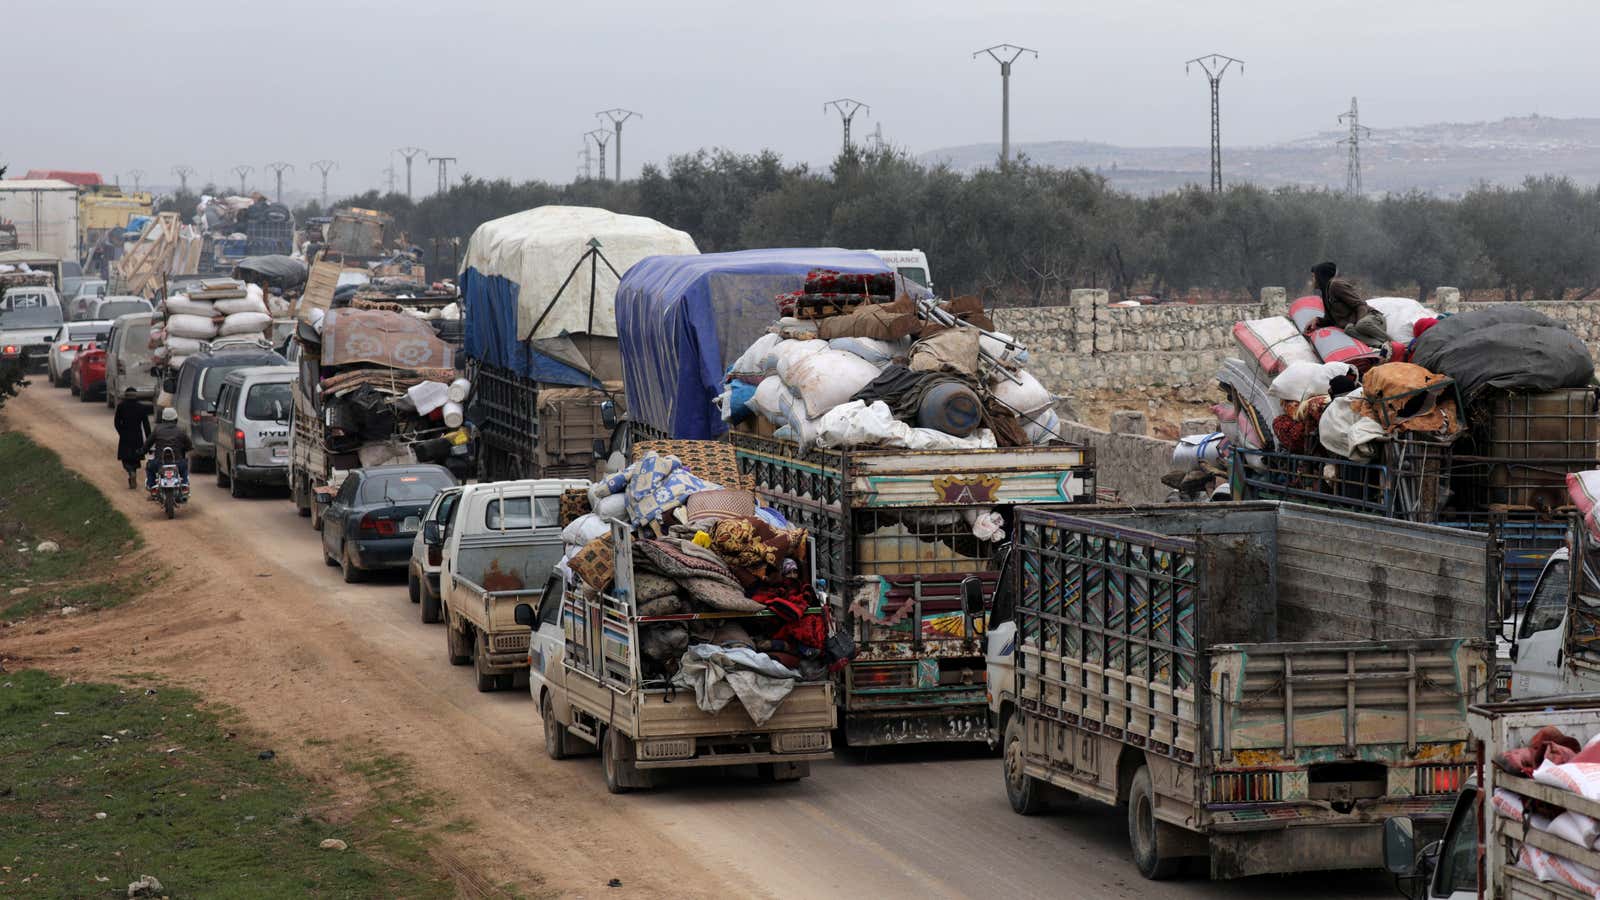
[[432, 478, 586, 691], [1505, 515, 1600, 700], [1384, 695, 1600, 899], [992, 501, 1493, 880], [521, 521, 836, 793]]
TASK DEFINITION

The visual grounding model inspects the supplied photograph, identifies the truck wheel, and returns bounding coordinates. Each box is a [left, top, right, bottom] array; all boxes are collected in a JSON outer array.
[[1003, 716, 1048, 815], [1128, 765, 1181, 880], [474, 633, 497, 692], [421, 585, 442, 624], [601, 727, 643, 794], [542, 693, 569, 760], [294, 476, 311, 518], [445, 618, 471, 666]]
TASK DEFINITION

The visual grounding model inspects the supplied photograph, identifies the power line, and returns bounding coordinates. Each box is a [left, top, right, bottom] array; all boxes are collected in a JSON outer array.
[[395, 147, 427, 199], [596, 109, 640, 181], [586, 129, 611, 182], [1338, 97, 1372, 197], [428, 156, 457, 195], [230, 165, 254, 196], [265, 161, 294, 203], [1185, 53, 1243, 193], [170, 165, 194, 194], [310, 160, 337, 207], [972, 44, 1037, 167], [823, 99, 870, 153]]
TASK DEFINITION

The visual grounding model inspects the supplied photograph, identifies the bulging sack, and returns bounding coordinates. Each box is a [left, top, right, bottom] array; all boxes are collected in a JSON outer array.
[[218, 311, 272, 336], [167, 313, 218, 340], [215, 296, 268, 316], [783, 349, 882, 418], [772, 339, 828, 381], [992, 369, 1053, 415], [162, 295, 215, 317], [165, 335, 204, 356], [1232, 317, 1318, 375]]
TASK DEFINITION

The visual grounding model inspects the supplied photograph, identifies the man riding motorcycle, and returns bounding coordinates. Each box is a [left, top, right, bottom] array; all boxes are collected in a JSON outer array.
[[142, 407, 194, 490]]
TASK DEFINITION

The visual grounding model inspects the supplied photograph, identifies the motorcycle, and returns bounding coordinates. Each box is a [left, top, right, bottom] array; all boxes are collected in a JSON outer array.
[[148, 447, 190, 519]]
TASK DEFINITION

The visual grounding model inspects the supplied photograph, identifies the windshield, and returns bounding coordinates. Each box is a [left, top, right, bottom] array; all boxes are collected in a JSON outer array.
[[0, 305, 63, 328], [243, 382, 291, 420], [1519, 559, 1570, 639], [360, 471, 453, 505], [898, 266, 930, 287], [95, 300, 147, 320], [68, 324, 110, 342]]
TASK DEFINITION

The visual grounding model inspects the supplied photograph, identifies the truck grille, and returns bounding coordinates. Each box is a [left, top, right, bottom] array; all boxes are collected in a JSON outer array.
[[773, 731, 830, 754], [1415, 764, 1471, 796], [638, 738, 694, 761], [1211, 771, 1283, 804], [493, 633, 530, 653]]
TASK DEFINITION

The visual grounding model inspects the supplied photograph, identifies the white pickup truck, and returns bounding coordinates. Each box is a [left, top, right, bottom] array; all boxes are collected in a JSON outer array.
[[429, 478, 587, 692]]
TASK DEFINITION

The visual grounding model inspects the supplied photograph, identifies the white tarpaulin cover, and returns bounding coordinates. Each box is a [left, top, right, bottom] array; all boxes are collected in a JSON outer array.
[[459, 206, 698, 342]]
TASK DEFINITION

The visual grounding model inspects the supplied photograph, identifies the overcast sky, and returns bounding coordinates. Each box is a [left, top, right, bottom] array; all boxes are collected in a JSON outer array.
[[10, 0, 1595, 199]]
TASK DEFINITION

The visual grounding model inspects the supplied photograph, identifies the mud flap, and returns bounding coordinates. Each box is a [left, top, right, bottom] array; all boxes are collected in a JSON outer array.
[[843, 708, 995, 747], [1208, 823, 1380, 879]]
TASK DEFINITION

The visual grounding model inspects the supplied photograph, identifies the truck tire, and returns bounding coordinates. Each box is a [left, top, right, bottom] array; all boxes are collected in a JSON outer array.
[[542, 693, 569, 760], [445, 618, 471, 666], [294, 475, 311, 518], [420, 585, 442, 624], [1128, 765, 1181, 880], [1003, 716, 1048, 815], [601, 727, 645, 794], [474, 633, 497, 692]]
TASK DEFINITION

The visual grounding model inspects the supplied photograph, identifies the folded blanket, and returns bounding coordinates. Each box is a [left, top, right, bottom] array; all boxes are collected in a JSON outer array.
[[635, 537, 762, 612]]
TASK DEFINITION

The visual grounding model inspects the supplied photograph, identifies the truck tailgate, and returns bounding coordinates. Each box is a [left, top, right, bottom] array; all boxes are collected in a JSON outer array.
[[638, 682, 835, 737], [1212, 638, 1489, 765]]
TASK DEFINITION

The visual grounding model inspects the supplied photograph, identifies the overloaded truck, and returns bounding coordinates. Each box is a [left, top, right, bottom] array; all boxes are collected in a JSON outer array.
[[0, 179, 80, 263], [991, 502, 1493, 880], [1384, 694, 1600, 900], [457, 206, 698, 482]]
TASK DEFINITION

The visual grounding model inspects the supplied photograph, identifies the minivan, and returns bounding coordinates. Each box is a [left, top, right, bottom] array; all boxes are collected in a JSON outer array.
[[214, 365, 297, 497], [103, 312, 156, 405], [173, 346, 287, 470]]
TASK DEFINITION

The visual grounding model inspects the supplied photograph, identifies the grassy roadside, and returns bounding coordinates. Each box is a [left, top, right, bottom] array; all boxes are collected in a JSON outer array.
[[0, 669, 457, 898], [0, 430, 156, 620]]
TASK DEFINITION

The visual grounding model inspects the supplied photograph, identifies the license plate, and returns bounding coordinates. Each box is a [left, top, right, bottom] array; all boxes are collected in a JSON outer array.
[[402, 516, 420, 533], [271, 446, 287, 459]]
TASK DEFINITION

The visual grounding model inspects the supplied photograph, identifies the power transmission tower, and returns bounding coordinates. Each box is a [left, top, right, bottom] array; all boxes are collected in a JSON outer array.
[[230, 165, 254, 195], [428, 156, 456, 194], [586, 129, 611, 182], [1338, 97, 1372, 197], [310, 160, 337, 207], [868, 122, 887, 151], [1185, 53, 1243, 193], [383, 163, 397, 196], [265, 161, 294, 203], [578, 143, 593, 180], [596, 109, 640, 181], [127, 169, 145, 192], [395, 146, 427, 199], [972, 44, 1037, 167], [823, 99, 870, 153], [170, 165, 194, 194]]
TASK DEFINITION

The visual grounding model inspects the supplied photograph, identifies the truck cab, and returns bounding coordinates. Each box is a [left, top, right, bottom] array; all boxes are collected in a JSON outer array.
[[1509, 524, 1600, 699]]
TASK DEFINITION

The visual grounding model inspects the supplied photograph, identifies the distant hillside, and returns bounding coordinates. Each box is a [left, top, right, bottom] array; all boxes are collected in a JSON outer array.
[[920, 115, 1600, 196]]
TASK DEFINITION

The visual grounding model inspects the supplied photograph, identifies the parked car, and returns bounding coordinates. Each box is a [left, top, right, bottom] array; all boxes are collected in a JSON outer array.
[[86, 295, 152, 322], [1, 300, 65, 373], [212, 366, 296, 497], [319, 465, 458, 583], [66, 280, 110, 320], [103, 312, 156, 406], [46, 320, 110, 387], [172, 346, 287, 471], [409, 485, 464, 623], [71, 346, 107, 400]]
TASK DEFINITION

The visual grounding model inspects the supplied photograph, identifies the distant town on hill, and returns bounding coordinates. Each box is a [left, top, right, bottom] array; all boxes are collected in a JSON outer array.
[[920, 115, 1600, 196]]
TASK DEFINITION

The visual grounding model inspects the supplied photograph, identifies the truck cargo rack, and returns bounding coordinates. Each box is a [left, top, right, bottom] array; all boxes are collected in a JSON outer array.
[[1230, 435, 1452, 522]]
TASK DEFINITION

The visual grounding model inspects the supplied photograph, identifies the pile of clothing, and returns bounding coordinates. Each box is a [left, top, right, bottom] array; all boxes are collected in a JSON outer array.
[[1491, 724, 1600, 896], [557, 446, 850, 725], [148, 279, 286, 371], [719, 270, 1061, 452]]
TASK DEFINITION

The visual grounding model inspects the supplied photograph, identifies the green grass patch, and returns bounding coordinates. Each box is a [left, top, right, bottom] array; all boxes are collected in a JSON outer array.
[[0, 431, 153, 619], [0, 669, 456, 898]]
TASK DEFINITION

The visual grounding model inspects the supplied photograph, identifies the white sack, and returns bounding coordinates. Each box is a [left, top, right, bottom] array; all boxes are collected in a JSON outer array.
[[561, 513, 612, 546], [165, 335, 204, 356], [1318, 390, 1387, 460], [1366, 297, 1438, 343], [215, 295, 268, 316], [218, 311, 272, 336], [783, 349, 882, 418], [772, 339, 829, 381], [162, 295, 215, 317], [407, 381, 450, 415], [594, 491, 627, 521], [991, 369, 1053, 415], [731, 333, 784, 376], [1269, 361, 1355, 402], [827, 336, 896, 367], [447, 377, 472, 403], [748, 376, 793, 425], [167, 313, 218, 340], [811, 400, 997, 451], [1023, 406, 1062, 444], [266, 295, 291, 317], [979, 331, 1029, 366]]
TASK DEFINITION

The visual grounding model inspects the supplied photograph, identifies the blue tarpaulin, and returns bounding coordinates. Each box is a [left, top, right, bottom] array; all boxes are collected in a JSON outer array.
[[615, 248, 893, 439], [459, 266, 599, 387]]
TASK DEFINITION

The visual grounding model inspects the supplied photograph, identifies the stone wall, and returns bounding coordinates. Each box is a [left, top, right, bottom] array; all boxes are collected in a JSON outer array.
[[1055, 418, 1177, 504]]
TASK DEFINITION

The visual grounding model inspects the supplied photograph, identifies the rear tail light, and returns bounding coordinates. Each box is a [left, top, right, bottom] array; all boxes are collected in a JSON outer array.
[[60, 343, 75, 352], [2, 345, 17, 355], [192, 413, 202, 422], [234, 429, 245, 443], [359, 515, 399, 537]]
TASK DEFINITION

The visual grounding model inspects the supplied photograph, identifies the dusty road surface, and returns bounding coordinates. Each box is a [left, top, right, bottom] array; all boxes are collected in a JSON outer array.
[[2, 382, 1397, 899]]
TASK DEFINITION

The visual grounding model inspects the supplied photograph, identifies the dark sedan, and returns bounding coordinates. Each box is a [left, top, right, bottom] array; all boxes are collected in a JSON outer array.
[[319, 465, 458, 583]]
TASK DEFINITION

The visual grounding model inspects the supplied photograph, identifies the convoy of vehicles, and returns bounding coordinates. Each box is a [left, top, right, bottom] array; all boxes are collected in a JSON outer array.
[[213, 365, 297, 496]]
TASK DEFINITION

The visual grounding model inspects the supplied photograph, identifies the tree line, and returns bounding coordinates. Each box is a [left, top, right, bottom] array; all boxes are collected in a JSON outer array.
[[267, 148, 1600, 306]]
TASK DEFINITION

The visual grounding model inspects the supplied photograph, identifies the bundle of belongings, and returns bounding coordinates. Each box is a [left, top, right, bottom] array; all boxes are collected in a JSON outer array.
[[297, 307, 469, 468], [556, 445, 851, 726], [1490, 723, 1600, 896], [149, 279, 286, 371], [719, 269, 1062, 453]]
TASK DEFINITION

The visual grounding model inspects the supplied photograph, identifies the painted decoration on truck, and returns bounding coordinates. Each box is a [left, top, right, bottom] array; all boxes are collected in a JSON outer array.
[[930, 474, 1002, 504]]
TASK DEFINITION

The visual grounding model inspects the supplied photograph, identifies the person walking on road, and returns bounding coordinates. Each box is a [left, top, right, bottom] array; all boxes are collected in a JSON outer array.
[[113, 388, 152, 490], [141, 408, 193, 490]]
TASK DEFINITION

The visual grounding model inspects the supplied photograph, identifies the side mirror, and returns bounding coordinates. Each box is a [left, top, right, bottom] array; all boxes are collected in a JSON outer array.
[[423, 521, 443, 547], [1383, 817, 1417, 876], [313, 491, 332, 506], [513, 603, 535, 627], [960, 575, 985, 617], [600, 399, 618, 429]]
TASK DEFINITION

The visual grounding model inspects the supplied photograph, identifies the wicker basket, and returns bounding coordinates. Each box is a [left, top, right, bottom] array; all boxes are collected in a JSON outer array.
[[632, 439, 754, 489]]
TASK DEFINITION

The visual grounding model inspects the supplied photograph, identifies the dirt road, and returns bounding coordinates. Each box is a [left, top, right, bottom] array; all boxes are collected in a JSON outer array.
[[1, 382, 1395, 899]]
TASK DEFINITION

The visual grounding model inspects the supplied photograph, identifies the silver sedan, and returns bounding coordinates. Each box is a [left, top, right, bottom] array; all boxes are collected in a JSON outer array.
[[46, 320, 111, 388]]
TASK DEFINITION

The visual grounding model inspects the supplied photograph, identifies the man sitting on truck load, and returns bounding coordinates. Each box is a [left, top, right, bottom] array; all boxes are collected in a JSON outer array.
[[142, 407, 193, 489], [1309, 260, 1389, 349]]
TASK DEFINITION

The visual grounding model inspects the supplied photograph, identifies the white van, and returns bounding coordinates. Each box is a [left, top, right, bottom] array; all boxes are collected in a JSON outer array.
[[866, 249, 933, 292], [103, 312, 156, 405], [213, 365, 296, 497]]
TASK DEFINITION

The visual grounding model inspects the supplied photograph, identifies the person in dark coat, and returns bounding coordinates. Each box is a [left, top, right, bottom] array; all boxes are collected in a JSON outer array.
[[141, 407, 193, 490], [113, 388, 152, 490], [1310, 261, 1389, 348]]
